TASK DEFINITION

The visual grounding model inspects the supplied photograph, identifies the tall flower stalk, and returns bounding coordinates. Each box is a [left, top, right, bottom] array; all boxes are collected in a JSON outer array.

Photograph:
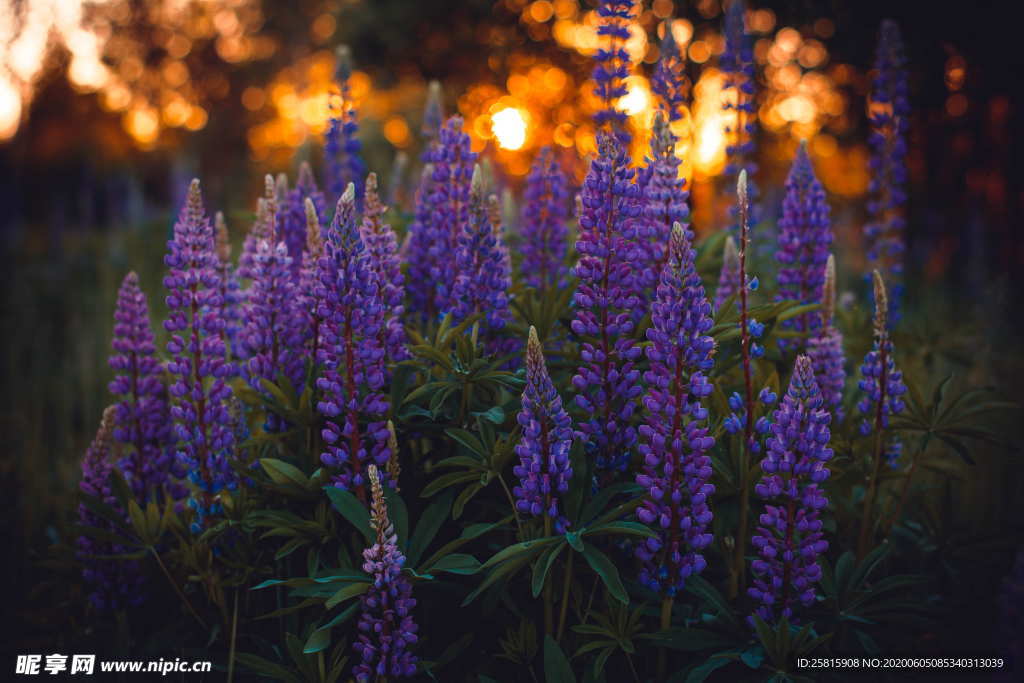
[[325, 45, 366, 204], [865, 20, 909, 323], [856, 270, 908, 557], [651, 19, 690, 123], [571, 133, 642, 475], [353, 464, 418, 681], [714, 236, 741, 311], [635, 223, 715, 614], [316, 184, 390, 500], [638, 113, 690, 295], [281, 162, 328, 277], [592, 0, 634, 144], [238, 177, 277, 284], [521, 147, 570, 291], [360, 172, 408, 365], [806, 255, 846, 418], [109, 272, 176, 503], [749, 355, 833, 624], [721, 0, 760, 231], [776, 143, 833, 350], [163, 179, 238, 533], [214, 212, 243, 351]]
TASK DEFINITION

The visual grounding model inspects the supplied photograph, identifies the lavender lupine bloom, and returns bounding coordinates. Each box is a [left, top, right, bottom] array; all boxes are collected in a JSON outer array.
[[520, 147, 570, 290], [325, 45, 366, 203], [639, 113, 690, 293], [857, 271, 907, 436], [163, 179, 238, 532], [592, 0, 634, 143], [635, 224, 716, 595], [513, 327, 574, 533], [300, 198, 327, 366], [714, 236, 741, 311], [280, 162, 328, 277], [571, 133, 643, 474], [77, 407, 146, 610], [316, 184, 391, 499], [748, 355, 833, 624], [721, 0, 760, 229], [404, 164, 438, 318], [214, 212, 243, 350], [353, 465, 418, 681], [806, 255, 846, 419], [651, 19, 689, 122], [424, 116, 477, 315], [109, 272, 177, 503], [360, 172, 408, 365], [421, 80, 444, 150], [238, 177, 277, 283], [776, 143, 833, 349], [864, 20, 910, 321], [450, 166, 512, 335]]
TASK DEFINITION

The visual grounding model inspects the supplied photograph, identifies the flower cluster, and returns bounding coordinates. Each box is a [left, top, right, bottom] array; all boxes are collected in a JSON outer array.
[[513, 327, 574, 533], [520, 147, 570, 290], [325, 45, 366, 204], [280, 162, 328, 277], [214, 212, 243, 350], [163, 179, 238, 532], [721, 0, 760, 230], [776, 144, 832, 349], [316, 184, 391, 498], [360, 172, 408, 365], [237, 177, 276, 283], [638, 113, 690, 293], [857, 271, 907, 435], [571, 133, 643, 474], [108, 272, 179, 503], [353, 465, 418, 681], [749, 355, 833, 623], [592, 0, 634, 143], [864, 20, 909, 321], [651, 20, 689, 122], [77, 406, 146, 611], [635, 224, 716, 595], [806, 255, 846, 418]]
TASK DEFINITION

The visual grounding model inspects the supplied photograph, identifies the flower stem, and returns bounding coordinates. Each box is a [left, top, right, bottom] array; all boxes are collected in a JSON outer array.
[[150, 547, 208, 632], [543, 516, 554, 635], [733, 173, 755, 599], [858, 343, 889, 559], [556, 551, 574, 642]]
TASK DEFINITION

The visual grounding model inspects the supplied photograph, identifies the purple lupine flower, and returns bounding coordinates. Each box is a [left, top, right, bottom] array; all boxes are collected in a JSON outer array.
[[385, 151, 409, 212], [404, 164, 437, 318], [806, 255, 846, 419], [238, 177, 277, 283], [635, 223, 716, 595], [77, 406, 145, 611], [721, 0, 760, 230], [571, 133, 643, 474], [714, 235, 741, 311], [857, 270, 907, 436], [353, 465, 418, 681], [300, 197, 327, 367], [520, 147, 570, 290], [487, 193, 514, 283], [316, 184, 391, 500], [450, 166, 512, 336], [776, 143, 833, 349], [325, 45, 366, 204], [748, 355, 833, 624], [424, 116, 477, 316], [214, 212, 243, 351], [163, 179, 238, 532], [638, 113, 690, 294], [108, 272, 178, 503], [651, 19, 689, 122], [421, 80, 444, 151], [360, 172, 409, 365], [592, 0, 634, 144], [280, 162, 328, 277], [513, 327, 574, 533], [864, 20, 909, 323]]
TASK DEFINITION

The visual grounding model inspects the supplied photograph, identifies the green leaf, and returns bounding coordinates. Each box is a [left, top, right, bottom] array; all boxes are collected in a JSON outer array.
[[472, 405, 506, 424], [445, 428, 488, 458], [425, 553, 481, 575], [261, 458, 309, 489], [640, 628, 735, 652], [324, 582, 369, 609], [303, 627, 330, 654], [685, 576, 737, 628], [421, 471, 480, 498], [544, 635, 577, 683], [686, 653, 735, 683], [324, 486, 372, 543], [234, 653, 301, 683], [407, 490, 454, 568], [316, 603, 360, 632], [382, 486, 409, 549], [580, 544, 628, 605], [532, 541, 566, 598], [578, 483, 642, 525]]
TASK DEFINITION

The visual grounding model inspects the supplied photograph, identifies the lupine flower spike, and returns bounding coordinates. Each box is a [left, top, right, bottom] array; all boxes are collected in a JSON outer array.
[[592, 0, 635, 144], [748, 355, 833, 624], [513, 326, 574, 533], [109, 272, 177, 503], [714, 235, 741, 311], [638, 112, 690, 296], [651, 19, 690, 123], [421, 80, 444, 150], [325, 45, 367, 204], [386, 421, 401, 493], [77, 406, 145, 610], [636, 223, 716, 597], [571, 133, 643, 475], [163, 179, 238, 532], [405, 164, 438, 318], [238, 176, 277, 283], [806, 255, 846, 418], [865, 20, 909, 323], [300, 197, 326, 366], [353, 464, 419, 681], [856, 270, 908, 557], [281, 162, 328, 277], [776, 142, 833, 350], [521, 147, 570, 290], [360, 172, 409, 365], [214, 212, 243, 349], [316, 183, 391, 499], [721, 0, 760, 231]]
